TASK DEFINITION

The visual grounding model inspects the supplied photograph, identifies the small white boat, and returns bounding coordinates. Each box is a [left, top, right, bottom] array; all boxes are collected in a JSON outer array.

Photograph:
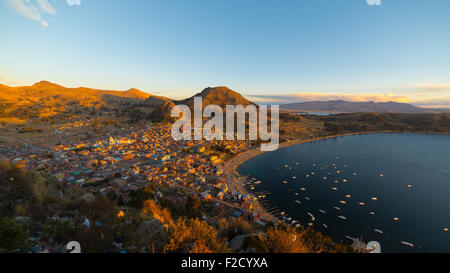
[[371, 197, 377, 201], [282, 180, 287, 184], [300, 187, 306, 191], [295, 223, 301, 228], [358, 202, 365, 206], [292, 176, 297, 179], [342, 179, 348, 183], [254, 181, 261, 184], [400, 241, 414, 248], [304, 196, 310, 201], [332, 187, 338, 191], [339, 200, 347, 205], [322, 224, 328, 229], [374, 229, 383, 234], [307, 212, 315, 221], [369, 212, 375, 215], [294, 200, 302, 204], [345, 194, 351, 198], [333, 206, 341, 211], [319, 209, 326, 214], [338, 215, 347, 220]]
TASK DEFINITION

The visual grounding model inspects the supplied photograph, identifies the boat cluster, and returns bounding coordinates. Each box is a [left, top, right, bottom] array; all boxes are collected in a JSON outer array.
[[243, 158, 448, 250]]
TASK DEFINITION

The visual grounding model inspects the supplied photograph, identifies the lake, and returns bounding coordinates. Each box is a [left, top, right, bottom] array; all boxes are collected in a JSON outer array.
[[295, 112, 336, 116], [238, 133, 450, 253]]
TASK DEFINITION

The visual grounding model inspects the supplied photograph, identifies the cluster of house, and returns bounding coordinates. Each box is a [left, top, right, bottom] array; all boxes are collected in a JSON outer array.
[[0, 124, 264, 222]]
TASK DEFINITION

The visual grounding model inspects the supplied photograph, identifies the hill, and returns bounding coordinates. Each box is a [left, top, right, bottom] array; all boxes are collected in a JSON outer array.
[[0, 82, 256, 125], [280, 100, 449, 114], [0, 81, 173, 122], [177, 86, 255, 109]]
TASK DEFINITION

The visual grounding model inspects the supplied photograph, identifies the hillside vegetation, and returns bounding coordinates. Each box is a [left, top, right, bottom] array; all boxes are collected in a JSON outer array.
[[0, 81, 171, 123], [0, 162, 353, 253]]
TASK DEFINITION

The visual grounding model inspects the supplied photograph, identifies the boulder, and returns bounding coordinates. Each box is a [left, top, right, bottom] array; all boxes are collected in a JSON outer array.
[[136, 218, 169, 250], [80, 193, 95, 202], [229, 234, 246, 252]]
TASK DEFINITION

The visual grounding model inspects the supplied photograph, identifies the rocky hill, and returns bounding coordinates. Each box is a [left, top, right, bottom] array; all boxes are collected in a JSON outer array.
[[177, 86, 255, 109]]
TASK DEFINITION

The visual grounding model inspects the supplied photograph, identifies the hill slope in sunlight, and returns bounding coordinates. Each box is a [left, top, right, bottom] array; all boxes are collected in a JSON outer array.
[[0, 81, 172, 121], [177, 86, 255, 109], [0, 82, 258, 125]]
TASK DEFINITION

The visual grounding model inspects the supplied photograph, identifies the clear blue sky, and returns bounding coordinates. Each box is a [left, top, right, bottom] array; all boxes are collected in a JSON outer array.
[[1, 0, 450, 106]]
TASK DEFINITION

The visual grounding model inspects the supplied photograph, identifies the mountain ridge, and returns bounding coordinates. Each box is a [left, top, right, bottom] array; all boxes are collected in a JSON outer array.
[[0, 81, 256, 123], [280, 100, 449, 114]]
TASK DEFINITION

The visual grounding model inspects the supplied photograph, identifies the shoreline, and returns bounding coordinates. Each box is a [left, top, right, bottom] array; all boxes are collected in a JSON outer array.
[[223, 130, 450, 224]]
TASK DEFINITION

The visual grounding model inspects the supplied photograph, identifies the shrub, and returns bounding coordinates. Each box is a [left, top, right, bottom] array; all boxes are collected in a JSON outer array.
[[142, 199, 172, 225], [164, 217, 229, 253], [0, 217, 30, 252]]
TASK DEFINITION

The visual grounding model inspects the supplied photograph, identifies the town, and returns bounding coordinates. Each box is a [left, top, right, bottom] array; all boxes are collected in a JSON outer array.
[[0, 121, 273, 238]]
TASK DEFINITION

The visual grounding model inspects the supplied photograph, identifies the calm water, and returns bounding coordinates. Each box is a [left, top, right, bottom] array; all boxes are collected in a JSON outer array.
[[295, 112, 335, 116], [238, 133, 450, 253]]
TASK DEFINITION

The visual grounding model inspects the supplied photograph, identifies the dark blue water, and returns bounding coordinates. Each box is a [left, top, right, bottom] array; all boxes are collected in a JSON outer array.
[[238, 133, 450, 253]]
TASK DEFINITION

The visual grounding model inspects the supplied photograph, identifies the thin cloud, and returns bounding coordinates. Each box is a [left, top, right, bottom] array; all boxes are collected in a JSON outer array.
[[248, 92, 412, 104], [8, 0, 78, 27], [413, 83, 450, 92], [8, 0, 54, 26], [37, 0, 56, 15], [412, 96, 450, 108]]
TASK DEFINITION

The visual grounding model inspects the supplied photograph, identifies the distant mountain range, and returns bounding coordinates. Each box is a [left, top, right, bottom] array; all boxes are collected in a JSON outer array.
[[280, 100, 450, 114]]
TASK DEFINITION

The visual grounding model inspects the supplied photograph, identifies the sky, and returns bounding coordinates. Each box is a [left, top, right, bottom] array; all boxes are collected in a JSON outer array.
[[1, 0, 450, 107]]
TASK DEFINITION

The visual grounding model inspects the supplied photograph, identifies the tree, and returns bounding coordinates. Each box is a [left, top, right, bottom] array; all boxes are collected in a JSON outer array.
[[0, 217, 30, 252]]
